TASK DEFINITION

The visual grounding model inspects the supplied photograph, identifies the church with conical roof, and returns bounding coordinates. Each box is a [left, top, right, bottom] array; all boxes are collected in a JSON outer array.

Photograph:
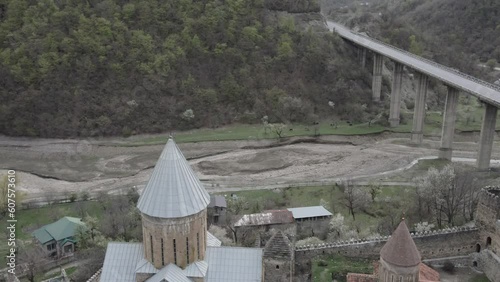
[[99, 138, 264, 282], [379, 219, 422, 281], [347, 219, 440, 282]]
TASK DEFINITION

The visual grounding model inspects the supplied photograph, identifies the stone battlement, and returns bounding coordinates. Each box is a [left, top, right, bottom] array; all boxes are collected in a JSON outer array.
[[295, 226, 478, 251], [479, 186, 500, 212]]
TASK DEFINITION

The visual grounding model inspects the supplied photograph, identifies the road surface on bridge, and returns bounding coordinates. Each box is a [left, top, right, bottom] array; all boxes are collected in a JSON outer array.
[[326, 21, 500, 107]]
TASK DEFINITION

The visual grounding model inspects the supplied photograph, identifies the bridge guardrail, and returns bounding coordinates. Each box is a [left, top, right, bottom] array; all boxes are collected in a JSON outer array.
[[339, 26, 500, 93]]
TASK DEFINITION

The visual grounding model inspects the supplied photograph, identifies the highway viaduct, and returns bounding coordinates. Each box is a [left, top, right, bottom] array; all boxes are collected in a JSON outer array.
[[327, 21, 500, 170]]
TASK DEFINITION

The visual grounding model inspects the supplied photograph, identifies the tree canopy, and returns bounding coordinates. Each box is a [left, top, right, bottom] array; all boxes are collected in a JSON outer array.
[[0, 0, 370, 137]]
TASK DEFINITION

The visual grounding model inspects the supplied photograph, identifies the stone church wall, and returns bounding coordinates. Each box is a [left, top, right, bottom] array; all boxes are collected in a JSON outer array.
[[142, 210, 207, 269]]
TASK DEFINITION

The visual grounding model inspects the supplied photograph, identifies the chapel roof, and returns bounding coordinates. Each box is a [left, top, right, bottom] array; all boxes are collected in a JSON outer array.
[[380, 220, 421, 267]]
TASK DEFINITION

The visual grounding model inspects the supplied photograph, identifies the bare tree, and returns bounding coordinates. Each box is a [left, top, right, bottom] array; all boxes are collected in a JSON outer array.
[[414, 165, 479, 228], [268, 123, 287, 140], [456, 170, 483, 221], [339, 180, 369, 220], [18, 243, 47, 282], [44, 188, 57, 206], [70, 247, 106, 281], [368, 181, 381, 202], [99, 195, 141, 241]]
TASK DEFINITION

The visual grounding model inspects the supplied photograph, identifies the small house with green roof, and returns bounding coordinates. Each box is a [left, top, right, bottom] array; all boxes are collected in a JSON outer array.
[[32, 216, 86, 257]]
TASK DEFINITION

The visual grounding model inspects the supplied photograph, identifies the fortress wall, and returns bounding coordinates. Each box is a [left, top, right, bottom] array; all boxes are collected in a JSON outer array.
[[478, 250, 500, 282], [476, 187, 500, 255], [295, 228, 480, 263]]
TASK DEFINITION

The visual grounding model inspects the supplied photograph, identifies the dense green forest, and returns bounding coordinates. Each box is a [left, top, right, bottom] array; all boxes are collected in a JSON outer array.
[[0, 0, 373, 137], [323, 0, 498, 80]]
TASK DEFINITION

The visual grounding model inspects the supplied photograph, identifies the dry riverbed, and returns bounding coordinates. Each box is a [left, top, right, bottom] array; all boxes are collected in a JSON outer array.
[[0, 133, 498, 203]]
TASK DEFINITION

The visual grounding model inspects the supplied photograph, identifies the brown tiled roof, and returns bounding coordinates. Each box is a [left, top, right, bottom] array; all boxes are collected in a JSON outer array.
[[263, 231, 293, 260], [419, 262, 440, 282], [380, 220, 421, 267], [234, 210, 294, 227], [346, 273, 377, 282]]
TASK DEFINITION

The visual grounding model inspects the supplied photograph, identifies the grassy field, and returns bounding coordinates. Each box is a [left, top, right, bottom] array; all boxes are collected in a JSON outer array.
[[125, 121, 387, 146], [469, 274, 491, 282], [119, 100, 500, 146], [312, 255, 373, 282]]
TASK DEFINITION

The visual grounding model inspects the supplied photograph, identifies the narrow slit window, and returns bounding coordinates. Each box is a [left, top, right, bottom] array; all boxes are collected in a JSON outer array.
[[186, 237, 190, 264], [150, 235, 154, 263], [173, 239, 177, 264], [197, 233, 200, 259], [161, 238, 165, 266]]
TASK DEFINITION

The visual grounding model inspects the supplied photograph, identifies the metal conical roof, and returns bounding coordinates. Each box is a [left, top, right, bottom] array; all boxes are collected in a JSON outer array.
[[137, 138, 210, 218], [380, 220, 421, 267]]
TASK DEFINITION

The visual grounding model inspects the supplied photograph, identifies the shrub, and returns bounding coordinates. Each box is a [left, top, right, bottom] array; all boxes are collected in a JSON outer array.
[[317, 260, 328, 267], [69, 193, 77, 203], [442, 261, 455, 273]]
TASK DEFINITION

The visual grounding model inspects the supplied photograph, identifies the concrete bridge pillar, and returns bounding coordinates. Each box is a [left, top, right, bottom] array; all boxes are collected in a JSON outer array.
[[411, 73, 429, 144], [389, 62, 403, 127], [438, 86, 459, 160], [477, 103, 498, 170], [358, 48, 367, 68], [372, 53, 383, 102]]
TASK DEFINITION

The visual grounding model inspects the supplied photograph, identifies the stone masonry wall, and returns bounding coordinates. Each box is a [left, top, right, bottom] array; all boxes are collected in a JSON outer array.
[[476, 187, 500, 255], [142, 210, 207, 269], [264, 258, 294, 282], [477, 250, 500, 282], [295, 227, 479, 263]]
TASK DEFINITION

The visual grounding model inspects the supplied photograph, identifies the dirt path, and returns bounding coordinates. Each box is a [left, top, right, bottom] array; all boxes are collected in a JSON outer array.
[[1, 133, 499, 204]]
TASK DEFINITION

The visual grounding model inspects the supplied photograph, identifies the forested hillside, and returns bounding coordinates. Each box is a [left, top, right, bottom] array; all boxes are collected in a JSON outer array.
[[0, 0, 371, 137], [323, 0, 498, 80]]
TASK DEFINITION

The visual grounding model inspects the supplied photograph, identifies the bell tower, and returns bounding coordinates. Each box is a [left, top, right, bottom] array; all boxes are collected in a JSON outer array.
[[137, 138, 210, 269]]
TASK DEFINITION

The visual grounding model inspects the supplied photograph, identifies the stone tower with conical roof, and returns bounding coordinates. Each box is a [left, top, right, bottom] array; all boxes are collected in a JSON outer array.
[[137, 138, 210, 269], [379, 220, 421, 282], [263, 231, 294, 282]]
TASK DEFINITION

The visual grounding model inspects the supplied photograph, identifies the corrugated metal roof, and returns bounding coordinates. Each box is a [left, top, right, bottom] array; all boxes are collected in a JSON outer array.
[[100, 242, 143, 282], [287, 206, 333, 219], [137, 138, 210, 218], [208, 195, 227, 208], [32, 217, 86, 244], [183, 261, 208, 278], [146, 264, 191, 282], [135, 258, 158, 275], [234, 210, 294, 227], [207, 232, 222, 247], [205, 246, 263, 282]]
